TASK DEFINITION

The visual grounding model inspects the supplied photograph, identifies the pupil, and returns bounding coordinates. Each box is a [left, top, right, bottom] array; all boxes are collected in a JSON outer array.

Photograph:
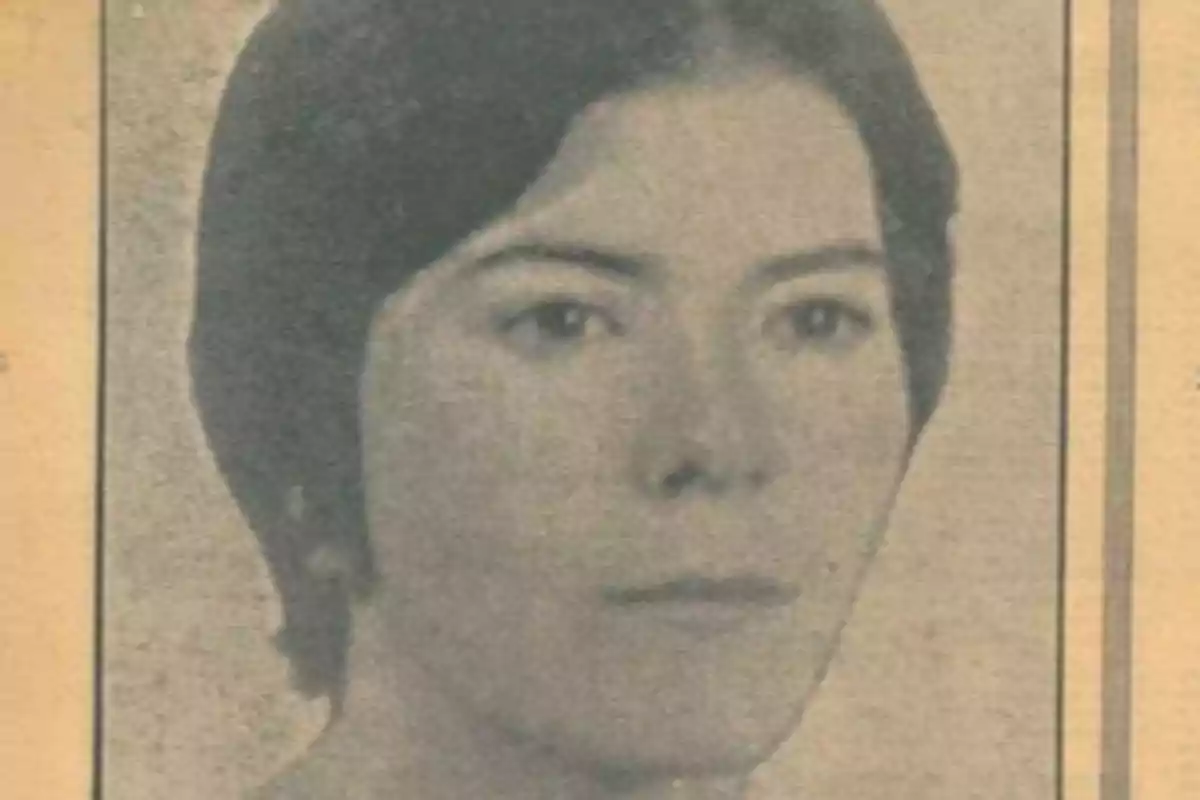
[[541, 304, 585, 337], [798, 304, 837, 337]]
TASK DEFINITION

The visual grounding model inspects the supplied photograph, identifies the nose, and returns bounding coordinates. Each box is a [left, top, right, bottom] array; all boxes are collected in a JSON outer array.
[[632, 342, 783, 498]]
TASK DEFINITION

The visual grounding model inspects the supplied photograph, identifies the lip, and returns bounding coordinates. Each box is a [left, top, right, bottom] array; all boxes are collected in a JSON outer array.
[[601, 575, 800, 636], [611, 600, 793, 636]]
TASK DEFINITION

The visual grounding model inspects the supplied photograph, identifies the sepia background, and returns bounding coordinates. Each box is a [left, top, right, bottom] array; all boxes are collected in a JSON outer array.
[[102, 0, 1065, 797]]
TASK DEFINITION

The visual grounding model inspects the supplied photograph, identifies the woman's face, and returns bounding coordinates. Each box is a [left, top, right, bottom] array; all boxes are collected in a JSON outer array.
[[359, 67, 911, 776]]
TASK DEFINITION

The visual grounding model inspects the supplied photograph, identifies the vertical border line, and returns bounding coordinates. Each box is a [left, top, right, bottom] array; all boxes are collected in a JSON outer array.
[[1056, 0, 1074, 796], [1102, 0, 1138, 797], [93, 0, 108, 795]]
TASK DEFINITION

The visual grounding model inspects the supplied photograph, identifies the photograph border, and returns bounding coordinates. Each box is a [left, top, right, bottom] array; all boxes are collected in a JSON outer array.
[[91, 1, 1085, 796]]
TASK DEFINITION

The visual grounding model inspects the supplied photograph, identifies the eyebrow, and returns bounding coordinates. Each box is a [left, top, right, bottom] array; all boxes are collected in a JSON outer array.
[[460, 239, 886, 285], [754, 242, 888, 286], [463, 241, 647, 281]]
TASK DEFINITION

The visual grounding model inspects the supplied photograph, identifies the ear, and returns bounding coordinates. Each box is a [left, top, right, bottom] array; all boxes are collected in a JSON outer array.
[[284, 484, 306, 521], [305, 542, 357, 584]]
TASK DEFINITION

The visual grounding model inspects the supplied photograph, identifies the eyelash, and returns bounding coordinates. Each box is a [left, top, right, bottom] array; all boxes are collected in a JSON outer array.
[[761, 297, 876, 352], [491, 294, 876, 358], [495, 297, 625, 355]]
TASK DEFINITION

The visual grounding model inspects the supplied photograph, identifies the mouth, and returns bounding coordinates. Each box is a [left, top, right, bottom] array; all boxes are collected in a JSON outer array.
[[600, 575, 800, 635]]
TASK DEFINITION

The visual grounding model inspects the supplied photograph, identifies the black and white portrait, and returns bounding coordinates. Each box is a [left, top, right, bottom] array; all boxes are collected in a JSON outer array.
[[103, 1, 1065, 797]]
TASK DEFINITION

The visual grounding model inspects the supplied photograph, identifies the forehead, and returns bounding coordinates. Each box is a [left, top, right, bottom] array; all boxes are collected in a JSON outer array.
[[482, 69, 879, 259], [379, 66, 888, 324], [372, 69, 889, 345]]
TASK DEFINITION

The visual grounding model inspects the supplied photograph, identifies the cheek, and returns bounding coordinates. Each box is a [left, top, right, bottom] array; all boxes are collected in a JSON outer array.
[[764, 336, 911, 540], [359, 333, 641, 584]]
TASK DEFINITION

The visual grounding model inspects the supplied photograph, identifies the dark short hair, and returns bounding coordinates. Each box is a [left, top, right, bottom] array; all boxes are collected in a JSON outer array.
[[189, 0, 959, 708]]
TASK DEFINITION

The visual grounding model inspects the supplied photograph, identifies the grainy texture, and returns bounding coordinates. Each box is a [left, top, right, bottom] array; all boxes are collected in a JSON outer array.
[[103, 0, 1064, 797]]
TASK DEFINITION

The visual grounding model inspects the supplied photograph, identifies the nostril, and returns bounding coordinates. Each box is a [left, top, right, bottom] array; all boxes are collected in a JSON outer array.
[[746, 466, 771, 489], [660, 460, 709, 497], [655, 455, 775, 497]]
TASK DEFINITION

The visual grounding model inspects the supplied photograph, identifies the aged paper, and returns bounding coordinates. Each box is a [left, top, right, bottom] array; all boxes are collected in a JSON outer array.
[[2, 0, 1196, 799], [0, 2, 97, 799], [1130, 2, 1200, 796]]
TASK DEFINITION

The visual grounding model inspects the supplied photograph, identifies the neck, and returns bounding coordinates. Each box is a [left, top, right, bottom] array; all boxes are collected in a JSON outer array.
[[286, 610, 751, 800]]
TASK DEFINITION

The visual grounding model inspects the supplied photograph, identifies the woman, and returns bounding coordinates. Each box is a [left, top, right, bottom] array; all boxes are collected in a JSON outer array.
[[190, 0, 958, 796]]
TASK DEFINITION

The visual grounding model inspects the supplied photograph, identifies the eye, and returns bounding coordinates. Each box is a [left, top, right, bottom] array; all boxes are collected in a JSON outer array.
[[496, 298, 623, 356], [763, 297, 876, 352]]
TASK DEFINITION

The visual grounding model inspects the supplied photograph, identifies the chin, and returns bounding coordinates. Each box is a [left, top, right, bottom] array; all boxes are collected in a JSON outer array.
[[566, 707, 800, 784], [530, 663, 818, 783], [463, 609, 845, 784]]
